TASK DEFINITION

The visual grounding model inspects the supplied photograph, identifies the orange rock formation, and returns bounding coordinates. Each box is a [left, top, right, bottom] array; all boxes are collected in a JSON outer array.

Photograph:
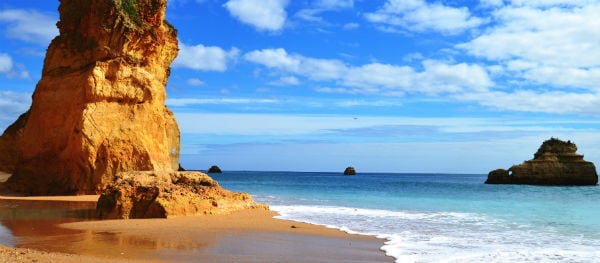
[[97, 171, 268, 219], [486, 138, 598, 185], [2, 0, 180, 194]]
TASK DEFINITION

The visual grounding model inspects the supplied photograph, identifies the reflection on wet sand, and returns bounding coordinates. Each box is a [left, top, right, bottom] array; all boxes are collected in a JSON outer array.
[[0, 198, 212, 261]]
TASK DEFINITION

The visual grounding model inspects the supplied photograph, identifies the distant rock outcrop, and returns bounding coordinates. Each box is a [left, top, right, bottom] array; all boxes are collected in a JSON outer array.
[[344, 166, 356, 175], [207, 165, 222, 173], [486, 138, 598, 185], [96, 171, 268, 219], [2, 0, 180, 194]]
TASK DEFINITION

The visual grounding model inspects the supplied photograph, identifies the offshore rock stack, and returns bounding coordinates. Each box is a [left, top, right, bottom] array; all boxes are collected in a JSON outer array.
[[1, 0, 180, 195], [486, 138, 598, 186]]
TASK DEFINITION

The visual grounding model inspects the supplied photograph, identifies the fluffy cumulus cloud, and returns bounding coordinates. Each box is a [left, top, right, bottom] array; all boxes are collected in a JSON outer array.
[[0, 53, 13, 74], [244, 48, 347, 80], [454, 1, 600, 114], [224, 0, 289, 31], [245, 48, 492, 96], [0, 53, 30, 79], [244, 48, 300, 71], [459, 4, 600, 69], [365, 0, 485, 35], [342, 61, 492, 95], [0, 9, 58, 45], [174, 42, 240, 71]]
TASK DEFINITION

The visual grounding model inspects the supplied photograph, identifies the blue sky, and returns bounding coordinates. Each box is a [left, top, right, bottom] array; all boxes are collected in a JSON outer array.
[[1, 0, 600, 173]]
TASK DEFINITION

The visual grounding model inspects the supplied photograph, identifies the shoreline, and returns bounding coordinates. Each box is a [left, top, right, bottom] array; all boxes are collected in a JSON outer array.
[[0, 172, 393, 263]]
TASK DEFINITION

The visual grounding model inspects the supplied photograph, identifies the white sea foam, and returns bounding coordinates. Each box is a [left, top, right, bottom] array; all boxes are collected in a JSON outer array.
[[270, 205, 600, 263]]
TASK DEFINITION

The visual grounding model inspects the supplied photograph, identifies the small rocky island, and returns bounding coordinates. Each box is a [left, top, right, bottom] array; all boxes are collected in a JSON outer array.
[[486, 138, 598, 185], [343, 166, 356, 175], [208, 165, 223, 173]]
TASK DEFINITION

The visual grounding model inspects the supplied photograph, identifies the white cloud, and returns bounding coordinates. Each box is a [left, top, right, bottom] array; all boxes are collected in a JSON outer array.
[[343, 63, 415, 91], [0, 9, 58, 45], [460, 5, 600, 67], [224, 0, 289, 31], [294, 9, 324, 22], [457, 4, 600, 91], [0, 91, 31, 131], [0, 91, 30, 112], [244, 48, 300, 71], [245, 48, 493, 96], [365, 0, 485, 35], [167, 98, 280, 107], [315, 0, 354, 9], [314, 86, 359, 94], [0, 53, 30, 79], [343, 22, 359, 30], [479, 0, 504, 8], [244, 48, 347, 80], [301, 57, 347, 80], [186, 78, 205, 86], [459, 91, 600, 115], [417, 60, 492, 94], [269, 76, 300, 86], [295, 0, 354, 23], [0, 53, 13, 73], [343, 61, 492, 95], [508, 0, 595, 7], [174, 42, 240, 71], [334, 100, 401, 107]]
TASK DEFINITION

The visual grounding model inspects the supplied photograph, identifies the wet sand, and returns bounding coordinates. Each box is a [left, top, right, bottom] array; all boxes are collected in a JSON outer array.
[[0, 172, 393, 262]]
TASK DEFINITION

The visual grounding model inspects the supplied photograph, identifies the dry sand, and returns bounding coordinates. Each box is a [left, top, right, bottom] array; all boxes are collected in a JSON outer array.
[[0, 172, 393, 263]]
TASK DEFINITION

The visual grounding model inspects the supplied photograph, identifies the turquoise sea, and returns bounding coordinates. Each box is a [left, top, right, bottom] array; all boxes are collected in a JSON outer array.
[[211, 172, 600, 262]]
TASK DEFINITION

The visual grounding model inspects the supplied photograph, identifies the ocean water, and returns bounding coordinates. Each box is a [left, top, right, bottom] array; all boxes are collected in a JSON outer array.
[[210, 172, 600, 263]]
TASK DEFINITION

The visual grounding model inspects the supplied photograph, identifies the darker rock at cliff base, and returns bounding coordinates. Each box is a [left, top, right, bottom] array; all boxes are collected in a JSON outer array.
[[485, 138, 598, 186], [207, 165, 222, 173], [344, 166, 356, 175], [97, 171, 268, 219]]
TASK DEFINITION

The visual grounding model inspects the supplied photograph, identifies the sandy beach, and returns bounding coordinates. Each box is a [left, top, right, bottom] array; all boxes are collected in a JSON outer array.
[[0, 172, 392, 263]]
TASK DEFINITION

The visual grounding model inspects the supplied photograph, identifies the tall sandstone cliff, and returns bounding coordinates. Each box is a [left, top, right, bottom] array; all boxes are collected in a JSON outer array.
[[2, 0, 180, 194]]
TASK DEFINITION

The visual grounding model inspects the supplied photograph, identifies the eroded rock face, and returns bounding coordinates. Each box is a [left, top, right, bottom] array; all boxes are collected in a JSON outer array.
[[486, 138, 598, 185], [2, 0, 180, 194], [97, 171, 268, 219]]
